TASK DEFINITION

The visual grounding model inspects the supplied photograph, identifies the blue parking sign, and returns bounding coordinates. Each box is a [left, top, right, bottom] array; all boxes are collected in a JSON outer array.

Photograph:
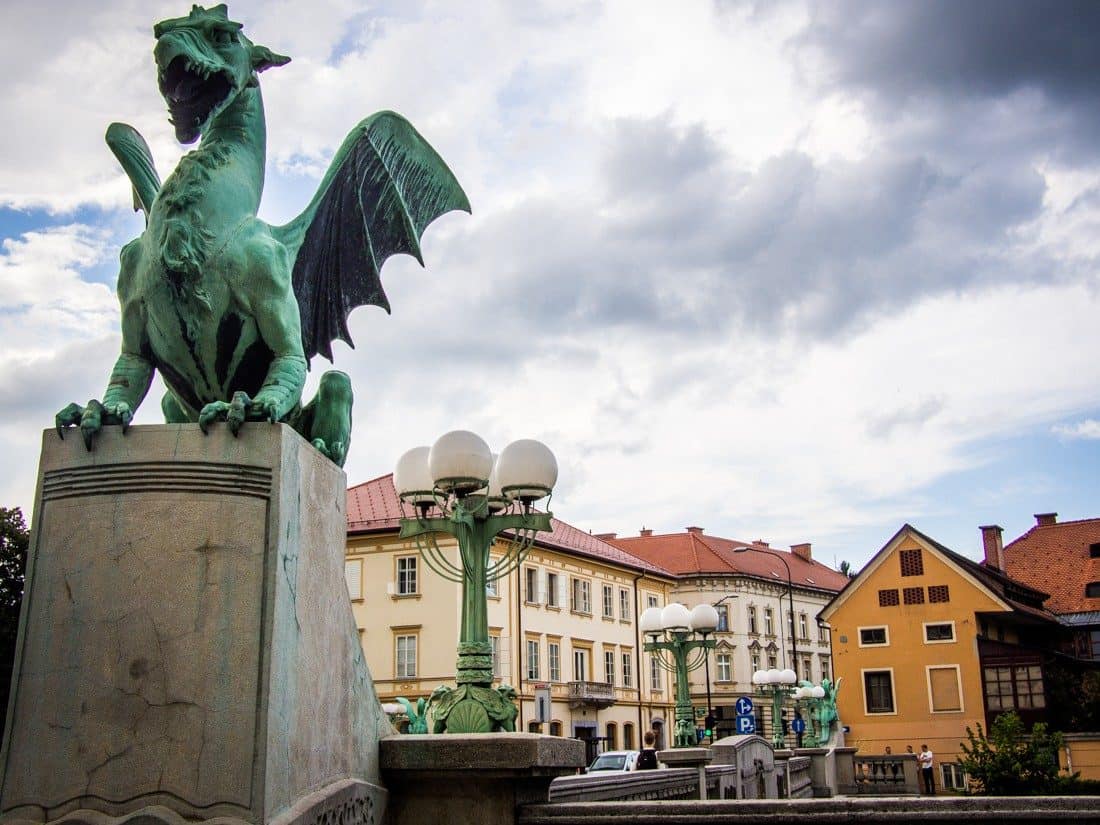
[[735, 714, 756, 734], [734, 696, 754, 716]]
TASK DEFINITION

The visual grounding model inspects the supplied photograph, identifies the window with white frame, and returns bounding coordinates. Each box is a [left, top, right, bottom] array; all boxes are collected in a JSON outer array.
[[649, 655, 662, 690], [940, 763, 968, 791], [572, 578, 591, 613], [818, 623, 829, 643], [716, 604, 729, 632], [802, 657, 812, 682], [546, 572, 560, 607], [748, 606, 758, 634], [490, 634, 502, 678], [344, 559, 362, 600], [621, 651, 633, 687], [863, 669, 895, 714], [799, 613, 808, 640], [396, 556, 417, 595], [396, 635, 417, 678], [647, 594, 659, 609], [574, 648, 589, 681], [859, 626, 889, 647], [787, 610, 794, 637], [820, 656, 830, 681], [525, 567, 539, 603], [924, 622, 956, 643], [619, 589, 631, 621], [604, 650, 615, 685], [716, 653, 732, 682], [764, 608, 774, 636], [767, 652, 778, 669], [526, 639, 540, 680], [751, 651, 761, 672], [548, 641, 561, 682], [602, 584, 614, 618], [486, 557, 498, 597]]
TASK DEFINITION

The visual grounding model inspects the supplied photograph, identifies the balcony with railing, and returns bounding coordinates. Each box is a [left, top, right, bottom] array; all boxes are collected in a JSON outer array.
[[568, 680, 616, 708]]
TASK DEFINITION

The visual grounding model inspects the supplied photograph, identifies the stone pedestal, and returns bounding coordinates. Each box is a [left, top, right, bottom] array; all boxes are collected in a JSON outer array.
[[381, 734, 584, 825], [0, 425, 392, 825], [656, 748, 712, 800]]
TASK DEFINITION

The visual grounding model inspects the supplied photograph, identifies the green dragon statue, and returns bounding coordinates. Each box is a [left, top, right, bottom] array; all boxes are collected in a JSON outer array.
[[55, 4, 469, 466]]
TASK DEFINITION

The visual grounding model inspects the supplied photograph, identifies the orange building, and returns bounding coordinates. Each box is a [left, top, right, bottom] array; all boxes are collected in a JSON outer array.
[[819, 524, 1059, 791]]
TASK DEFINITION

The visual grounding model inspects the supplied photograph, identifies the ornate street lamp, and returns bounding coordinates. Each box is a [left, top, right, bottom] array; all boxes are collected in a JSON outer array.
[[751, 667, 797, 748], [791, 684, 826, 748], [642, 603, 719, 748], [395, 431, 557, 733]]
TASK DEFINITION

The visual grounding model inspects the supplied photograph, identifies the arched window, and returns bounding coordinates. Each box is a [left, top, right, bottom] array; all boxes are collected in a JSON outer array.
[[623, 722, 635, 750], [605, 722, 618, 750], [549, 720, 563, 736]]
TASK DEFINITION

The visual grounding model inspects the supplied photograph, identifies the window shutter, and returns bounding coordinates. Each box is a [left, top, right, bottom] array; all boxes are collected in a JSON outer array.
[[929, 667, 962, 712]]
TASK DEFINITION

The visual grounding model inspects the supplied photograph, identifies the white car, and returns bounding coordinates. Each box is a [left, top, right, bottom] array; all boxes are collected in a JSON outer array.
[[586, 750, 640, 772]]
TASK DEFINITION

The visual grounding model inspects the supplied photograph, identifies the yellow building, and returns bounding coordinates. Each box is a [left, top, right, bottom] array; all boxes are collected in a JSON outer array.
[[344, 474, 677, 760], [819, 524, 1059, 792]]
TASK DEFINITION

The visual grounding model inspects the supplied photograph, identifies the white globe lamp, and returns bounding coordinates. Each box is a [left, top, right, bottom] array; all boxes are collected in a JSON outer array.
[[496, 439, 557, 503], [394, 446, 434, 505], [660, 603, 692, 632], [428, 430, 493, 495], [690, 603, 720, 633]]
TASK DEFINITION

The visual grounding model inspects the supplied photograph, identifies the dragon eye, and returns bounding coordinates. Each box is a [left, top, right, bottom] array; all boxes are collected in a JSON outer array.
[[214, 29, 231, 45]]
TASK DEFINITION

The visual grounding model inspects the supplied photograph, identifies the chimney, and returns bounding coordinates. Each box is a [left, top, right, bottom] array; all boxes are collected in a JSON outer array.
[[791, 543, 812, 562], [593, 532, 617, 540], [753, 540, 770, 548], [1035, 512, 1058, 527], [979, 525, 1003, 571], [639, 527, 653, 537], [686, 526, 704, 534]]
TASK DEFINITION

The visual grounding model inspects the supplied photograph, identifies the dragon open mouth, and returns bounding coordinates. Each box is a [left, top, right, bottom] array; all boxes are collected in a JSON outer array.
[[159, 55, 233, 143]]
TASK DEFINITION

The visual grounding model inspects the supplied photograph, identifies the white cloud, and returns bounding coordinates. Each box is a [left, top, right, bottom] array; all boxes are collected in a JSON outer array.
[[1, 0, 1099, 572], [1052, 419, 1100, 441]]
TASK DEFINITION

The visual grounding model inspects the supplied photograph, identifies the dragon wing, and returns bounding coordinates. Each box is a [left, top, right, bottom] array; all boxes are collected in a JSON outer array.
[[105, 123, 161, 218], [274, 111, 471, 363]]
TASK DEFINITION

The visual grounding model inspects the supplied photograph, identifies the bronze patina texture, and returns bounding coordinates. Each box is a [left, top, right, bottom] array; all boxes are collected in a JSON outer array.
[[55, 4, 470, 467]]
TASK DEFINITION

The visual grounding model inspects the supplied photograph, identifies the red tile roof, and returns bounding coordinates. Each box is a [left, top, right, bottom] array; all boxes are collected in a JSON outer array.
[[1002, 516, 1100, 615], [606, 530, 850, 593], [346, 474, 673, 578]]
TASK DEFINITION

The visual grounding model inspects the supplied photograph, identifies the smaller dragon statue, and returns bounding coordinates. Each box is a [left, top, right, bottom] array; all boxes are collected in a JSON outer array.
[[55, 4, 469, 467]]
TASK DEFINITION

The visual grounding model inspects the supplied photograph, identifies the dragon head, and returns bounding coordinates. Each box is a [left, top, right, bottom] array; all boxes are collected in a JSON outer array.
[[153, 4, 289, 144]]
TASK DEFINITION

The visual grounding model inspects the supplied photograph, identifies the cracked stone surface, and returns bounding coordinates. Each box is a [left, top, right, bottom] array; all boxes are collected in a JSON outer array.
[[1, 424, 393, 824]]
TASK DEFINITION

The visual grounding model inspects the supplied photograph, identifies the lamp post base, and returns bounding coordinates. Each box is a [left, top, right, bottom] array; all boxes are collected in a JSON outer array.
[[429, 684, 518, 734]]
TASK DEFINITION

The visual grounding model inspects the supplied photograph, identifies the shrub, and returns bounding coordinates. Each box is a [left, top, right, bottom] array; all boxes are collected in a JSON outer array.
[[959, 712, 1066, 795]]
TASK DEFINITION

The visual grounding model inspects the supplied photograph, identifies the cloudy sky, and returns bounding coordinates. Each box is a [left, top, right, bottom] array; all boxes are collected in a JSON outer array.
[[2, 0, 1099, 570]]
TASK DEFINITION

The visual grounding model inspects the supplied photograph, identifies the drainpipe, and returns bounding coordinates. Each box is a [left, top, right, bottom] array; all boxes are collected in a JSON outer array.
[[517, 559, 524, 730], [633, 572, 645, 737]]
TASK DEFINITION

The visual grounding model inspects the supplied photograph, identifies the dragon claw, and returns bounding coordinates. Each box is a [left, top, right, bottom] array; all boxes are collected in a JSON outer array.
[[228, 391, 251, 436], [198, 401, 230, 434], [56, 403, 84, 439]]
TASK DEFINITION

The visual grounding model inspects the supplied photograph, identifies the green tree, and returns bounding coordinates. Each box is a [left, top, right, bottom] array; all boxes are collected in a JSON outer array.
[[0, 507, 29, 738], [838, 560, 857, 579], [959, 711, 1065, 795]]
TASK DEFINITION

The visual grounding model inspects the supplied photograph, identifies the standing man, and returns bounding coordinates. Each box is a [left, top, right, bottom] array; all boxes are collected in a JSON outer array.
[[918, 744, 935, 794]]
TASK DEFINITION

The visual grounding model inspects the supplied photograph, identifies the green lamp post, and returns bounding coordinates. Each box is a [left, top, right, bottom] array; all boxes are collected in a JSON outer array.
[[641, 603, 719, 748], [751, 667, 798, 748], [792, 683, 827, 748], [395, 431, 557, 734]]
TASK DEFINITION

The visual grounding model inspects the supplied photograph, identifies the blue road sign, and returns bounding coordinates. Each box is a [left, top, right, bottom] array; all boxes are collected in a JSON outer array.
[[735, 714, 756, 734], [734, 696, 754, 716], [792, 717, 806, 734]]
